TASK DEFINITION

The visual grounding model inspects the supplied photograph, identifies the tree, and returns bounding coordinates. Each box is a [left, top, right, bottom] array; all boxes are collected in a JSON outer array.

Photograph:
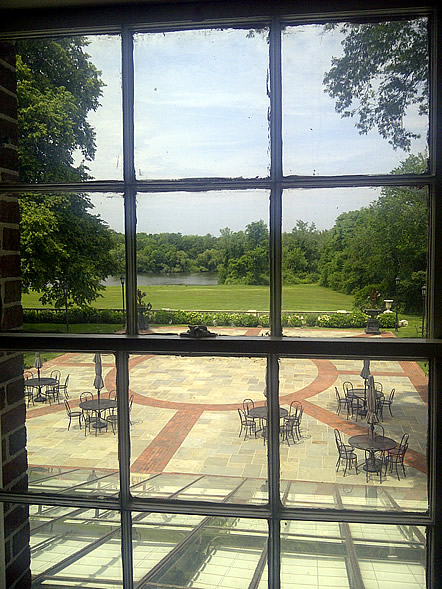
[[17, 38, 114, 306], [323, 19, 428, 152]]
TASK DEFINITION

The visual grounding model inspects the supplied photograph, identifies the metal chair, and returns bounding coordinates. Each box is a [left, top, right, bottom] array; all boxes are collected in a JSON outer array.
[[386, 433, 409, 480], [379, 388, 395, 419], [80, 392, 95, 434], [46, 370, 62, 403], [335, 387, 351, 418], [237, 408, 256, 440], [24, 371, 35, 407], [334, 429, 358, 476], [58, 374, 70, 400], [64, 400, 82, 431]]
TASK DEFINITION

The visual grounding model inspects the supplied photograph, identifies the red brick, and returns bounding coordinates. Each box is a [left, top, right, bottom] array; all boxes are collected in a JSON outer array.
[[0, 145, 18, 169], [0, 199, 19, 223], [12, 522, 30, 556], [6, 543, 31, 589], [0, 118, 18, 145], [1, 404, 26, 436], [7, 378, 24, 406], [4, 279, 21, 303], [0, 63, 16, 95], [2, 451, 28, 488], [1, 304, 22, 330], [4, 504, 28, 539], [0, 355, 23, 383], [0, 42, 16, 67], [2, 227, 20, 251], [0, 254, 20, 278], [8, 426, 27, 456]]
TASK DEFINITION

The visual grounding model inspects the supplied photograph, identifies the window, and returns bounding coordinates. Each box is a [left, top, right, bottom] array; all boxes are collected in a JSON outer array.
[[0, 2, 440, 588]]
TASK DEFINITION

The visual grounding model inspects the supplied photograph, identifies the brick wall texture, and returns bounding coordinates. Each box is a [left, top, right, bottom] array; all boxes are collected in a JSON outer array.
[[0, 41, 31, 589]]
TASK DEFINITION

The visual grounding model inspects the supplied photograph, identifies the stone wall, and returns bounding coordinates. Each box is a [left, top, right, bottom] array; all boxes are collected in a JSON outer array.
[[0, 41, 31, 589]]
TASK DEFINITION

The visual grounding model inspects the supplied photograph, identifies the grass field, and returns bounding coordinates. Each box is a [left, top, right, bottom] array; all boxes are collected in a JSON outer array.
[[22, 283, 355, 312]]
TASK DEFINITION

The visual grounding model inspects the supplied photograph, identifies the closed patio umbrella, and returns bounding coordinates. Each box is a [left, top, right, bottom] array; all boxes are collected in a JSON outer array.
[[93, 353, 104, 396], [360, 359, 371, 394], [34, 352, 43, 380], [366, 375, 378, 435]]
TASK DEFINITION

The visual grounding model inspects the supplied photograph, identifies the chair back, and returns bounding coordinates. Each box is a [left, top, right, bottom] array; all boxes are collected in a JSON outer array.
[[64, 374, 70, 387], [342, 382, 353, 395], [50, 370, 61, 382], [238, 408, 245, 424], [389, 388, 395, 401], [64, 400, 71, 414], [107, 389, 116, 400], [335, 386, 343, 401], [375, 381, 383, 393], [129, 394, 134, 413], [243, 398, 254, 414], [24, 371, 33, 380], [334, 428, 343, 450], [374, 424, 384, 438], [80, 391, 93, 403], [398, 432, 409, 450], [289, 400, 302, 417]]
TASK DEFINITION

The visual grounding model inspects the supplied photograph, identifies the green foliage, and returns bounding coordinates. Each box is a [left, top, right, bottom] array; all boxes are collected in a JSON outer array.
[[23, 307, 123, 324], [17, 37, 114, 307], [323, 20, 428, 152], [378, 313, 396, 328]]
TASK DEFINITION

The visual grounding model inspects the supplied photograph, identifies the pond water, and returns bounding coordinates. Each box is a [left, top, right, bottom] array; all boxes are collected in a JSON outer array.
[[104, 272, 219, 286]]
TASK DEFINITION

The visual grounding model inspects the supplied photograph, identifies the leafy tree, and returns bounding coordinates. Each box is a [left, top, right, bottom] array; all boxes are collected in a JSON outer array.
[[323, 19, 428, 152], [17, 37, 115, 306]]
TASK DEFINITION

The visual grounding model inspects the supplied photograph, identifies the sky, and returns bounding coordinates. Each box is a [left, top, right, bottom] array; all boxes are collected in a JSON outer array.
[[75, 25, 427, 236]]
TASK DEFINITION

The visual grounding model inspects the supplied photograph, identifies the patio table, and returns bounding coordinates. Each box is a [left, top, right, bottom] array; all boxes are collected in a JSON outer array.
[[80, 398, 117, 430], [349, 433, 397, 473], [26, 377, 58, 402]]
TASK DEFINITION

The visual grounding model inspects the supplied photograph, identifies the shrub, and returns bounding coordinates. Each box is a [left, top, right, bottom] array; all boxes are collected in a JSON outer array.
[[304, 313, 318, 327], [378, 313, 396, 328]]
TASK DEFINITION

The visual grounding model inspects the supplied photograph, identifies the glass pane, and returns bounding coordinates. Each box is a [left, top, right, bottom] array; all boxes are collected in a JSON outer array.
[[280, 357, 428, 512], [129, 354, 268, 504], [282, 185, 428, 337], [133, 514, 267, 586], [29, 503, 122, 586], [21, 193, 125, 335], [17, 35, 122, 183], [25, 351, 119, 494], [134, 28, 270, 179], [282, 20, 429, 176], [135, 191, 270, 335], [281, 520, 426, 588]]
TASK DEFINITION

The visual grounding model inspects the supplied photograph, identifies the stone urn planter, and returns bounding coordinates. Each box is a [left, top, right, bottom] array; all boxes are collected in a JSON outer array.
[[383, 299, 393, 313], [364, 308, 381, 335]]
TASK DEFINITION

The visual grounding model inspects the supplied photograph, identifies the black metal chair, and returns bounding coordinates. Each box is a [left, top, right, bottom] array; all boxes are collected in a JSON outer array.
[[24, 371, 35, 407], [64, 400, 82, 431], [363, 448, 386, 483], [58, 374, 70, 400], [237, 408, 256, 440], [335, 386, 351, 418], [379, 388, 395, 419], [386, 433, 409, 480], [46, 369, 62, 403], [334, 429, 358, 476], [281, 402, 303, 445]]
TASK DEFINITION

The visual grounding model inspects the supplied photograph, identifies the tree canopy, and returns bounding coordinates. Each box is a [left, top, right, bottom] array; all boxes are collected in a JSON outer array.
[[17, 37, 114, 307], [323, 19, 428, 152]]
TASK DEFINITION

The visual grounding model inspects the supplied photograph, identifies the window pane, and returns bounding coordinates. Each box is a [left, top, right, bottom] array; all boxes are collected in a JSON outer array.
[[134, 28, 270, 179], [29, 503, 123, 585], [17, 35, 122, 183], [279, 357, 428, 512], [135, 191, 270, 335], [20, 193, 125, 335], [282, 20, 429, 176], [281, 520, 426, 588], [282, 185, 428, 337], [133, 514, 267, 586], [25, 351, 119, 494], [129, 354, 268, 504]]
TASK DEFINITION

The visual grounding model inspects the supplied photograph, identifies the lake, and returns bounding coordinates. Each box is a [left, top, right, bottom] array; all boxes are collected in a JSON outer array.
[[104, 272, 219, 286]]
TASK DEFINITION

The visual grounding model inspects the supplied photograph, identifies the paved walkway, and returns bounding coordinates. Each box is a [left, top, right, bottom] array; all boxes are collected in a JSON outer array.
[[25, 327, 428, 506]]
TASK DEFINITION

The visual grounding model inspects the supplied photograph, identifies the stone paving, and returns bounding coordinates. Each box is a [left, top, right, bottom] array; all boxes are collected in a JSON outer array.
[[24, 327, 428, 507]]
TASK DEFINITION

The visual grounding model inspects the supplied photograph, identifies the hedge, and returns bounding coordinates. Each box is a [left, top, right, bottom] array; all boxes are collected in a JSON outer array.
[[23, 308, 398, 329]]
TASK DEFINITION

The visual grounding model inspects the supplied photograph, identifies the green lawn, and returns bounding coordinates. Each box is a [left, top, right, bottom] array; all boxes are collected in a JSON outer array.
[[22, 283, 355, 312]]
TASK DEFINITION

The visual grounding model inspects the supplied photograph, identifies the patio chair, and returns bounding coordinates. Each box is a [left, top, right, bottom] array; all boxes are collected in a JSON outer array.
[[385, 433, 409, 480], [24, 371, 35, 407], [379, 388, 395, 419], [362, 448, 386, 484], [335, 387, 351, 418], [58, 374, 70, 400], [237, 408, 256, 440], [342, 382, 354, 396], [129, 394, 134, 425], [280, 414, 300, 446], [46, 370, 62, 404], [334, 429, 358, 476], [80, 392, 95, 432], [64, 400, 82, 431], [375, 381, 383, 393]]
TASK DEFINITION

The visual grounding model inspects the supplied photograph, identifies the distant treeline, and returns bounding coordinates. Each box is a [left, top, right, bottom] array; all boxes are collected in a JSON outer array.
[[108, 155, 427, 313]]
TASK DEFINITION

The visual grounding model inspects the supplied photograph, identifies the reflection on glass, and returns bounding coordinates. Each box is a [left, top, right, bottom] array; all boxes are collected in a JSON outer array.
[[20, 193, 125, 335], [134, 28, 270, 179], [29, 504, 122, 586], [135, 191, 270, 334], [129, 354, 268, 503], [282, 20, 429, 175], [279, 358, 428, 512], [281, 521, 426, 588], [17, 35, 122, 183], [25, 351, 119, 489], [282, 185, 428, 333], [133, 515, 267, 586]]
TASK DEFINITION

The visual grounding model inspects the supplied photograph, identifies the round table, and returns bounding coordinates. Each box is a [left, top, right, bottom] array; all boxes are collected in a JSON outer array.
[[26, 377, 58, 402], [349, 433, 397, 472], [248, 406, 288, 420], [80, 398, 117, 429]]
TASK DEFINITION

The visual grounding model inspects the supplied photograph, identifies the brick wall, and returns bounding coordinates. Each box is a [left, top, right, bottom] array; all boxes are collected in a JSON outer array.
[[0, 41, 31, 588]]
